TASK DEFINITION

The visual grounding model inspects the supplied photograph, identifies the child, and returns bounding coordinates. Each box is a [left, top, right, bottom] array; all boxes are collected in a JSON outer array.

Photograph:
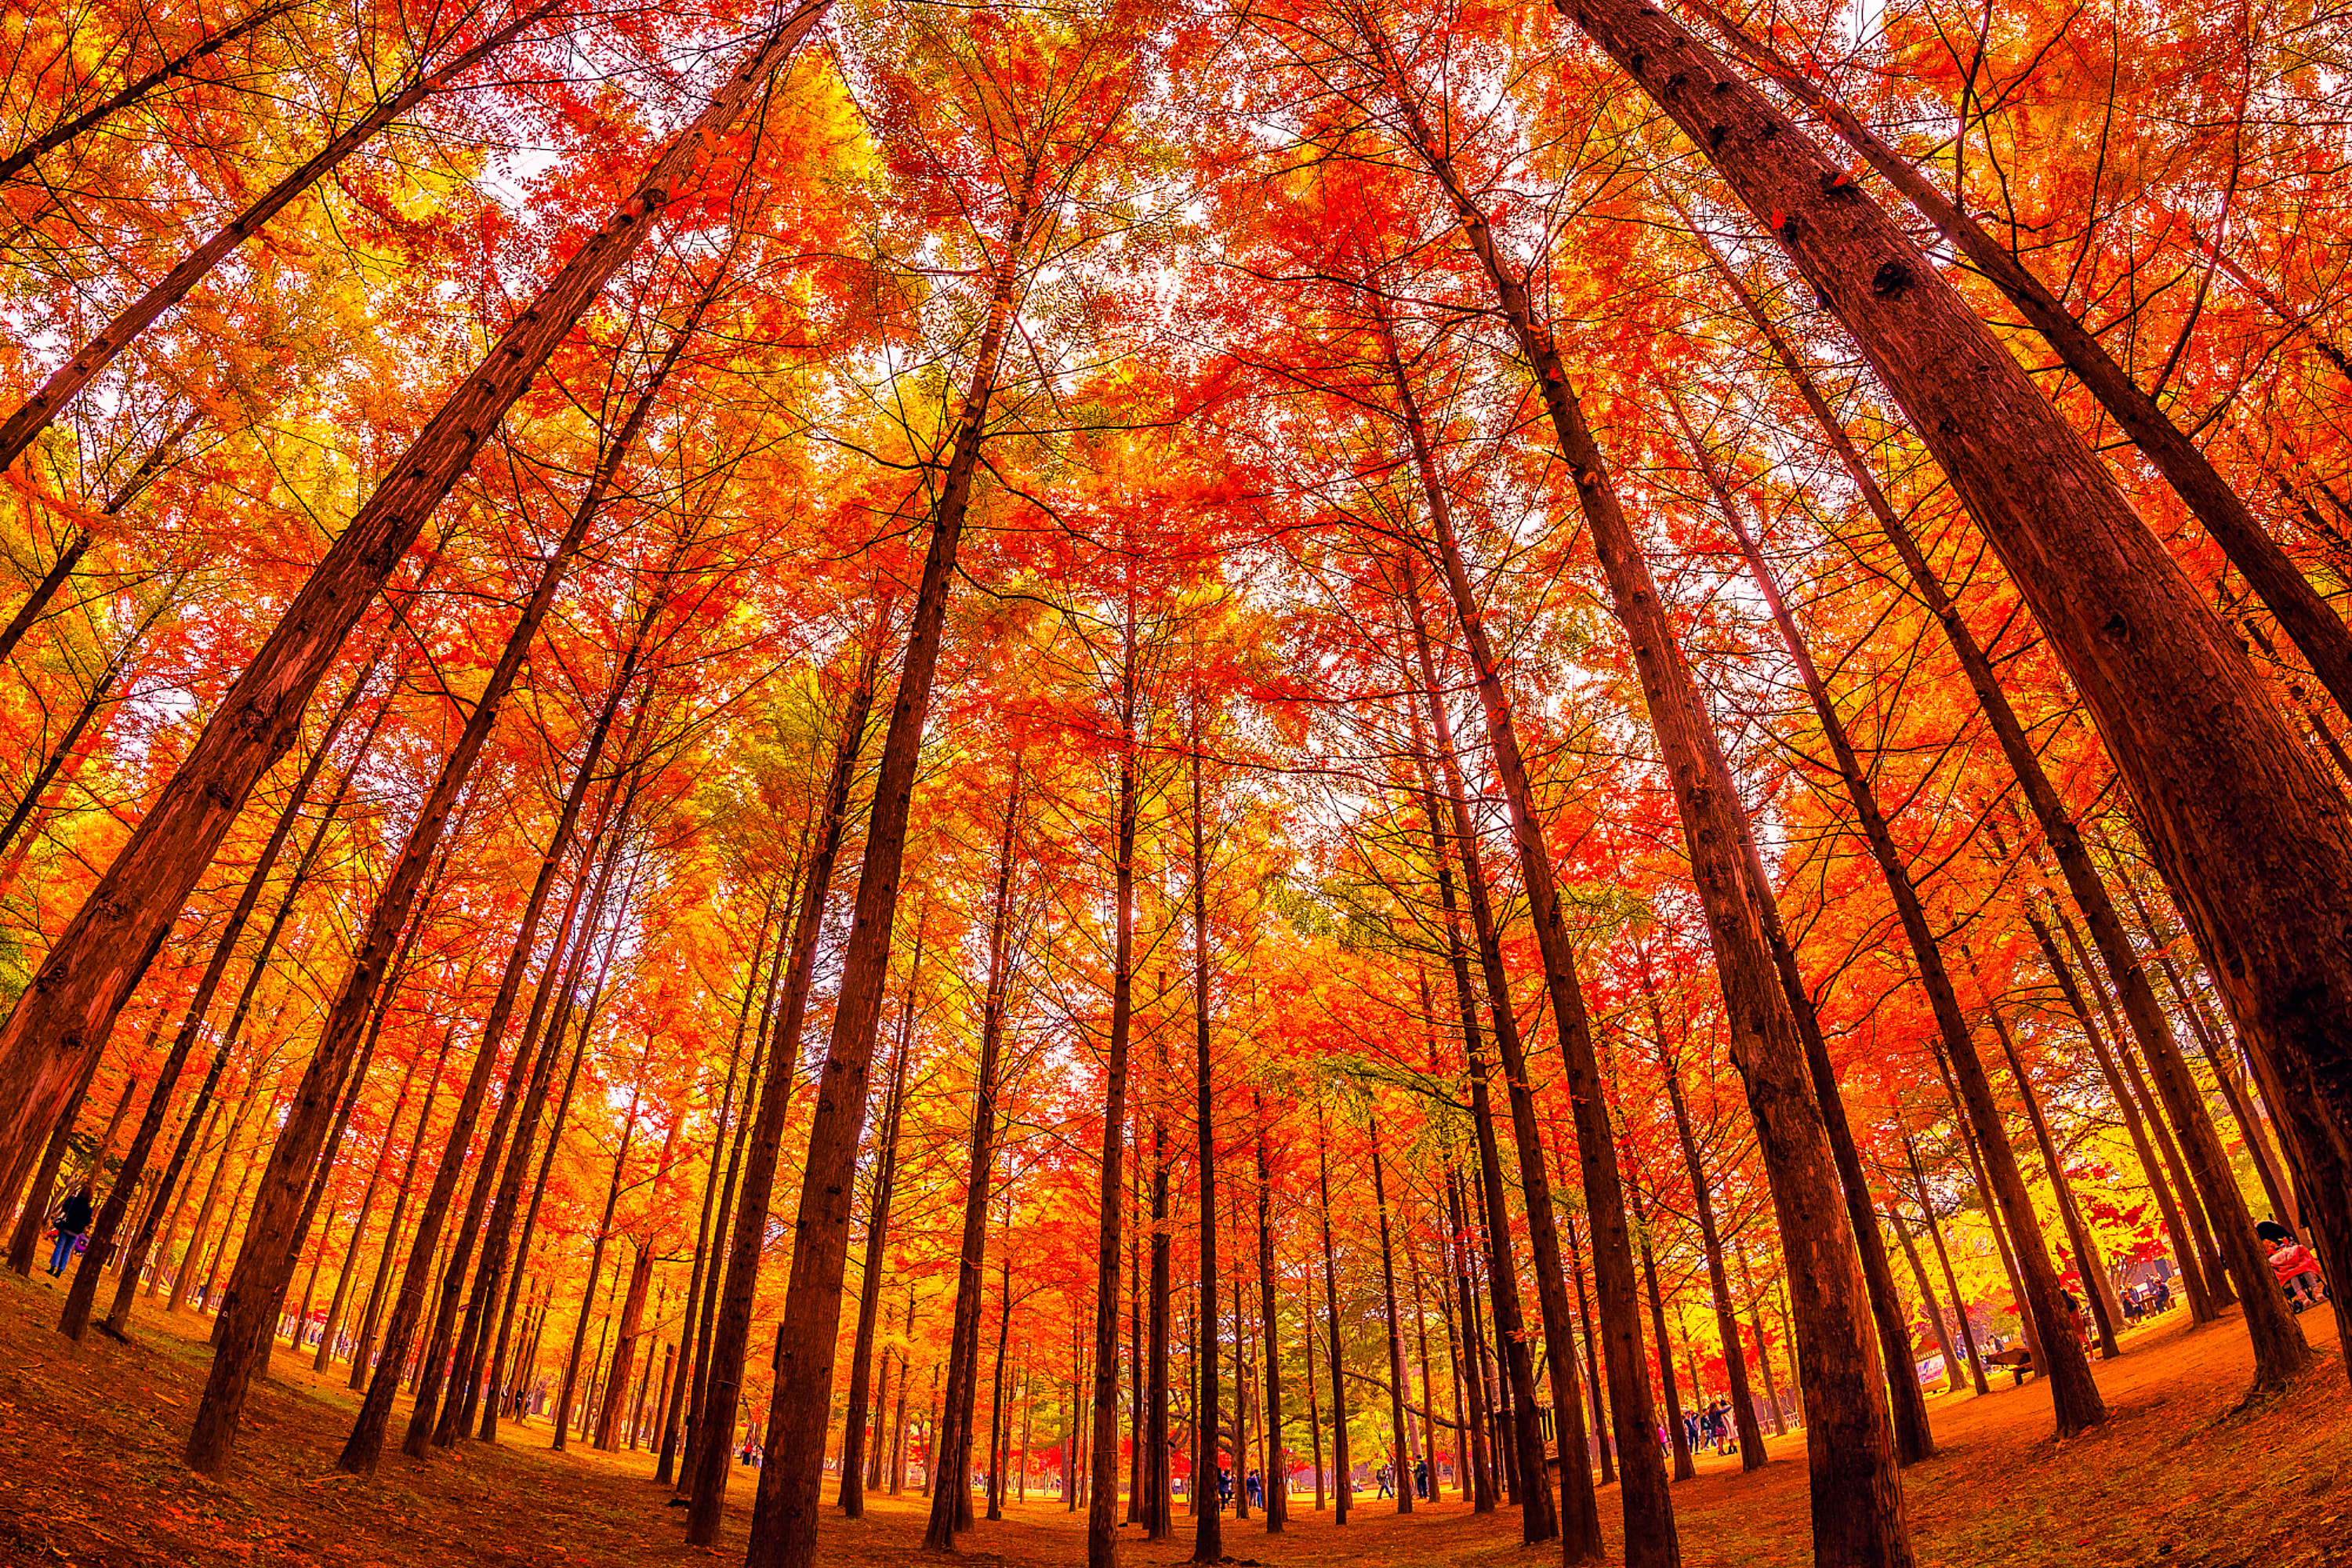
[[2267, 1231, 2327, 1310]]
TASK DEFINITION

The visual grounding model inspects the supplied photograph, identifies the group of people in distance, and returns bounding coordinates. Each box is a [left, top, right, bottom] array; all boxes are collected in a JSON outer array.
[[1675, 1397, 1740, 1457], [2120, 1276, 2175, 1323], [1368, 1457, 1432, 1499]]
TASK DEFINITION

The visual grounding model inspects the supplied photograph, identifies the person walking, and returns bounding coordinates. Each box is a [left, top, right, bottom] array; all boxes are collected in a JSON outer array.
[[1375, 1461, 1394, 1499], [45, 1184, 93, 1277], [1413, 1454, 1429, 1498]]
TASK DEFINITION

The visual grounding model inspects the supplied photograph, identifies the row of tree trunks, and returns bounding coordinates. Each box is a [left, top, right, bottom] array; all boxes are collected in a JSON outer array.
[[1393, 552, 1600, 1557], [685, 597, 893, 1540], [744, 153, 1040, 1568], [837, 926, 923, 1515], [1356, 53, 1681, 1558], [0, 3, 826, 1234], [1563, 0, 2332, 1397], [460, 780, 650, 1442], [922, 768, 1025, 1551], [1689, 429, 2102, 1436], [60, 665, 383, 1341], [1648, 986, 1769, 1469]]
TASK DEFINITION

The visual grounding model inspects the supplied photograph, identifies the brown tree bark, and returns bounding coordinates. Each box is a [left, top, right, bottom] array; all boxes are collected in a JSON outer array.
[[1394, 569, 1599, 1557], [1626, 1165, 1695, 1483], [1086, 648, 1139, 1566], [1889, 1211, 1959, 1397], [553, 1046, 655, 1446], [1254, 1094, 1287, 1532], [313, 1025, 428, 1372], [0, 0, 301, 181], [388, 599, 655, 1464], [746, 154, 1042, 1568], [688, 603, 890, 1540], [593, 1240, 658, 1450], [63, 665, 377, 1340], [1414, 832, 1554, 1542], [1570, 0, 2328, 1396], [1650, 999, 1767, 1469], [1678, 0, 2352, 715], [1316, 1119, 1350, 1525], [839, 924, 921, 1515], [1146, 1037, 1174, 1537], [1189, 735, 1224, 1564], [1368, 1138, 1413, 1518], [0, 8, 825, 1197], [326, 489, 669, 1476], [666, 892, 778, 1486], [922, 766, 1026, 1551]]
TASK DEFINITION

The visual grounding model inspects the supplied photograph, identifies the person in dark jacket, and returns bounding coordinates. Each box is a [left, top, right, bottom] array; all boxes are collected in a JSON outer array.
[[47, 1184, 93, 1276]]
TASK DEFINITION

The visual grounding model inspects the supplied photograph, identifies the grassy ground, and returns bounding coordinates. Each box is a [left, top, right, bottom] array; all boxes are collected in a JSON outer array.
[[0, 1266, 2340, 1566]]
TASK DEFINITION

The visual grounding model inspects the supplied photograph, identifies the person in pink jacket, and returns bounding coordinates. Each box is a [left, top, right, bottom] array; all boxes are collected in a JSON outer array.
[[2263, 1225, 2327, 1310]]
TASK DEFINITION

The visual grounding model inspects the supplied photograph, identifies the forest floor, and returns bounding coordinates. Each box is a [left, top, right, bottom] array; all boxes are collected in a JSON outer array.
[[0, 1267, 2340, 1567]]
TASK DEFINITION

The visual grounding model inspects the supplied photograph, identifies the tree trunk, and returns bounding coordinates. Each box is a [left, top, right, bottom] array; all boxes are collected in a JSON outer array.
[[1147, 1025, 1174, 1538], [1629, 1168, 1695, 1484], [1254, 1096, 1287, 1532], [1572, 0, 2330, 1398], [922, 768, 1025, 1551], [313, 1029, 428, 1370], [1316, 1124, 1349, 1526], [339, 592, 652, 1476], [593, 1240, 657, 1450], [839, 926, 920, 1514], [1086, 624, 1140, 1568], [1889, 1213, 1958, 1398], [0, 8, 825, 1199], [1652, 1006, 1767, 1469], [1189, 738, 1224, 1564], [1305, 1298, 1326, 1512], [1395, 569, 1599, 1557], [1903, 1133, 1988, 1397], [746, 161, 1040, 1568], [1369, 1139, 1414, 1518]]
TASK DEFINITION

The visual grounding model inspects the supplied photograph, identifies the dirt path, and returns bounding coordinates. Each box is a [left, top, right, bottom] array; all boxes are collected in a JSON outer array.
[[0, 1269, 2339, 1566]]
